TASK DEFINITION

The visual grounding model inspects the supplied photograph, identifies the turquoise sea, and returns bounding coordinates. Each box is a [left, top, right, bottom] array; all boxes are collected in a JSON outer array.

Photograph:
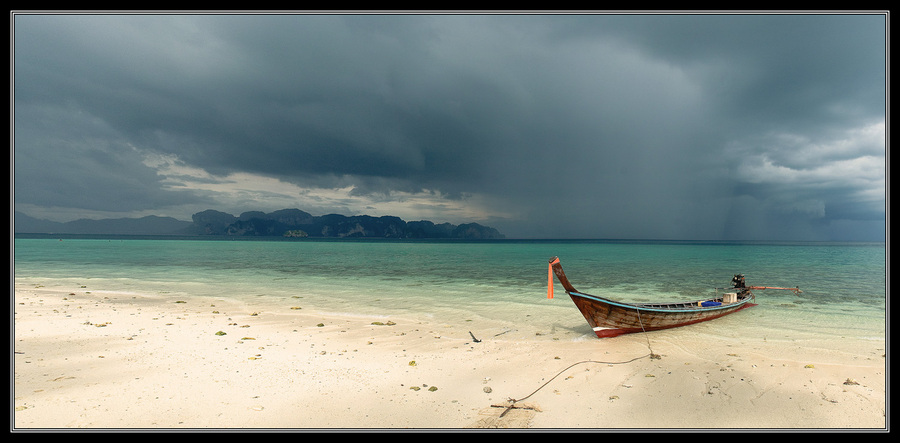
[[12, 236, 886, 346]]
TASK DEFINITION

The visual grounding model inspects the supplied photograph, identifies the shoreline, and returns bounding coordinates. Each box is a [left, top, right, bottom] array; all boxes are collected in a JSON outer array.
[[13, 281, 887, 430]]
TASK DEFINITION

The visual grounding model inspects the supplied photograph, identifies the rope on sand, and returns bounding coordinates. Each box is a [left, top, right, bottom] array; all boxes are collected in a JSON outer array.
[[493, 318, 660, 418], [493, 353, 655, 417]]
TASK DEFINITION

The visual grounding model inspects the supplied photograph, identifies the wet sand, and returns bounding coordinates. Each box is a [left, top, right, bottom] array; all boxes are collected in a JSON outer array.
[[13, 281, 886, 430]]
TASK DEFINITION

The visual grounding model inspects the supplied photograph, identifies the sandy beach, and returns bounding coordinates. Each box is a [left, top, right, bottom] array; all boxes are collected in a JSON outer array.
[[13, 281, 886, 431]]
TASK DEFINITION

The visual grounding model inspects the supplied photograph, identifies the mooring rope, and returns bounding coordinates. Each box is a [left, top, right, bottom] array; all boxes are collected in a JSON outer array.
[[635, 307, 659, 358], [498, 318, 659, 418], [498, 353, 653, 417]]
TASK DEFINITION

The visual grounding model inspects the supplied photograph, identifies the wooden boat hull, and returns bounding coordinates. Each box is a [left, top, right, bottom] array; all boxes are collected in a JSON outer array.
[[549, 257, 757, 338], [568, 290, 756, 338]]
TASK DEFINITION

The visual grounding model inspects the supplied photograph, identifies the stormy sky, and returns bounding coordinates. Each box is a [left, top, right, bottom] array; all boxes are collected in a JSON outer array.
[[12, 12, 886, 241]]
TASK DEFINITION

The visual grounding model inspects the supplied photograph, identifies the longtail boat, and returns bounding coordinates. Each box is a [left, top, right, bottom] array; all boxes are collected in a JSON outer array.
[[548, 256, 801, 338]]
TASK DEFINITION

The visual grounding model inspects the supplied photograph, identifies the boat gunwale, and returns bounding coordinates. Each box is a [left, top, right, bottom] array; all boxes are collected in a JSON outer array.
[[567, 290, 754, 313]]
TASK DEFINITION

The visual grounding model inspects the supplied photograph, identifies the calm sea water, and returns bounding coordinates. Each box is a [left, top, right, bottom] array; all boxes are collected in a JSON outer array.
[[13, 236, 886, 344]]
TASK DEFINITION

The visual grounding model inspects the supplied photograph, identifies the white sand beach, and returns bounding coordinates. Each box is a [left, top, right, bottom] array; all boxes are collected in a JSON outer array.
[[13, 281, 886, 430]]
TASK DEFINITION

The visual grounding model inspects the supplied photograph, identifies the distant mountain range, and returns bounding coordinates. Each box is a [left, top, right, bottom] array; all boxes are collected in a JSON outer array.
[[13, 208, 505, 239]]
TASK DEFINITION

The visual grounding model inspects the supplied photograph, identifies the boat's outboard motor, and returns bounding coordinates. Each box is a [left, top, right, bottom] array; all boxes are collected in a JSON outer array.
[[731, 274, 746, 289]]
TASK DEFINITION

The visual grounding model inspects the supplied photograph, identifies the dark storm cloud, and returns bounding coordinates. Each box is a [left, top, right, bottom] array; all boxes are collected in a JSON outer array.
[[13, 13, 886, 240]]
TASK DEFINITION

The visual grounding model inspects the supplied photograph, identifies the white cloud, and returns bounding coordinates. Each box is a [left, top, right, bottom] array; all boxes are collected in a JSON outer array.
[[725, 119, 885, 224], [732, 119, 884, 187], [141, 151, 508, 223]]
